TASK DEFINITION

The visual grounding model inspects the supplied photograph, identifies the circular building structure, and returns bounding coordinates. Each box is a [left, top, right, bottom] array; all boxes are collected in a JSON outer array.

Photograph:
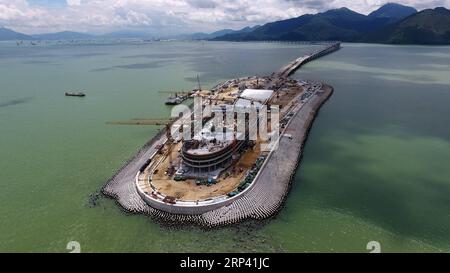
[[181, 139, 247, 178]]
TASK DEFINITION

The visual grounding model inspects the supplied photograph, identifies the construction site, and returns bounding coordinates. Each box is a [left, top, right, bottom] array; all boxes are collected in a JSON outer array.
[[102, 42, 341, 227]]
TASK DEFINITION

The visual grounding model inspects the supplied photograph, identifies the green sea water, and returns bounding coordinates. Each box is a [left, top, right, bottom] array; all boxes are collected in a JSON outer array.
[[0, 41, 449, 252]]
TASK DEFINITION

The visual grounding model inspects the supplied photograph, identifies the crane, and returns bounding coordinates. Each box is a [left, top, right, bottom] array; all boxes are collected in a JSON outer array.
[[158, 91, 192, 96], [197, 74, 202, 92], [107, 117, 185, 166], [206, 97, 235, 104], [107, 118, 175, 126]]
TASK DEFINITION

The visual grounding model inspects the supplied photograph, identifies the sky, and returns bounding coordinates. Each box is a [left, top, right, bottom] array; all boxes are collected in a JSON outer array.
[[0, 0, 449, 35]]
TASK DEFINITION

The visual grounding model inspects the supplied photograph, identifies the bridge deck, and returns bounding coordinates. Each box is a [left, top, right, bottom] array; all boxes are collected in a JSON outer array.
[[278, 42, 341, 78]]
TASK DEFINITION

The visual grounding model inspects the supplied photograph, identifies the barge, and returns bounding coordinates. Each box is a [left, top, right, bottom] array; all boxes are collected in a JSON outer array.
[[65, 92, 86, 97]]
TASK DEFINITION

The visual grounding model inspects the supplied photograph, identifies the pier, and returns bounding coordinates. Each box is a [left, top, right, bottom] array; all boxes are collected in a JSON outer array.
[[102, 42, 341, 227]]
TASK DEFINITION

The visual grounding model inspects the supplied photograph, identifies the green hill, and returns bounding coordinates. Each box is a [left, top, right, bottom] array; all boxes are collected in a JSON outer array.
[[368, 3, 417, 22], [364, 7, 450, 44], [214, 4, 450, 45], [215, 8, 377, 42], [214, 4, 419, 42]]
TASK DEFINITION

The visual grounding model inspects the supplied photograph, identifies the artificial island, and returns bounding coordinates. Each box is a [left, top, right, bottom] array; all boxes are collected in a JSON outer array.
[[103, 42, 341, 227]]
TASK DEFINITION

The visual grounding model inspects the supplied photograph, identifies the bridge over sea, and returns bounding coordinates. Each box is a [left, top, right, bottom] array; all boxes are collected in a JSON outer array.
[[277, 42, 341, 78]]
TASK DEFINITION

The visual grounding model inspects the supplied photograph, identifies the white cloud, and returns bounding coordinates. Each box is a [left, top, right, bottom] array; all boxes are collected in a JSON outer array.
[[67, 0, 81, 6], [0, 0, 449, 35]]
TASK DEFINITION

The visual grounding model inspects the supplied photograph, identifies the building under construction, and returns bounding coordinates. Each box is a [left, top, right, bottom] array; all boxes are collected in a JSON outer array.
[[176, 88, 275, 179]]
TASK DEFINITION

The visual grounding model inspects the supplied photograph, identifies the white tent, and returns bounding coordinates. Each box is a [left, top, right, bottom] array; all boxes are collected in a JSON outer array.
[[235, 89, 274, 108]]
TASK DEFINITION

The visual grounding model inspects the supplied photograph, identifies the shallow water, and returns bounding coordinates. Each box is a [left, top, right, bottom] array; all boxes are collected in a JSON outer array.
[[0, 41, 449, 252]]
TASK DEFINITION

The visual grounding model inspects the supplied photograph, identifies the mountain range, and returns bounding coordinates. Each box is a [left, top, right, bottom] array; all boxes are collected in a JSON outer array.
[[166, 25, 261, 41], [32, 31, 94, 40], [214, 3, 450, 45], [0, 25, 259, 42], [364, 7, 450, 44], [0, 28, 34, 41], [1, 3, 449, 45]]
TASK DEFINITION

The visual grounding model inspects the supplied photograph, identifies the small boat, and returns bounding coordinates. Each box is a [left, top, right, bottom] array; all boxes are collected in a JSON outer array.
[[65, 92, 86, 97], [165, 96, 183, 105]]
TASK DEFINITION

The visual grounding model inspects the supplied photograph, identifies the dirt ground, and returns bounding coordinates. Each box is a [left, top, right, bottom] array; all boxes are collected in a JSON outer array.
[[148, 142, 262, 201]]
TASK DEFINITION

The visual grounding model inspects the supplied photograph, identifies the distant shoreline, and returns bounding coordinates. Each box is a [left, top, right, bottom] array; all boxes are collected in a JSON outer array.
[[2, 39, 450, 47]]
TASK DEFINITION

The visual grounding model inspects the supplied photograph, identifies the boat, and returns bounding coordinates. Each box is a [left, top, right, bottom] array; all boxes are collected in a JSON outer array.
[[65, 92, 86, 97], [165, 97, 182, 105], [165, 95, 185, 105]]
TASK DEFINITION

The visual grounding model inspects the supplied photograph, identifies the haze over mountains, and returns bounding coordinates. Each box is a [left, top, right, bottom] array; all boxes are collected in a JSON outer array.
[[173, 26, 261, 41], [0, 25, 261, 42], [32, 31, 94, 41], [1, 3, 449, 45], [0, 28, 34, 41]]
